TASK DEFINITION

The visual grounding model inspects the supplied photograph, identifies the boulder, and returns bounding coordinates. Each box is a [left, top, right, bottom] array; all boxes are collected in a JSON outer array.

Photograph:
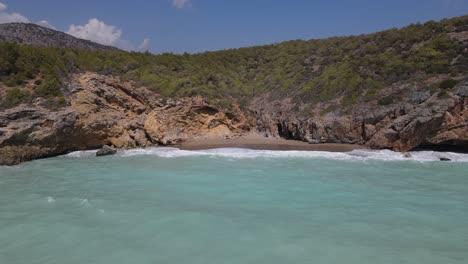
[[96, 145, 117, 157], [410, 91, 430, 104], [455, 81, 468, 97]]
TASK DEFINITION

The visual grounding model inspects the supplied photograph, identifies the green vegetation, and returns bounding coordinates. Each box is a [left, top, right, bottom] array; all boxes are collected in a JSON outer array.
[[378, 96, 396, 106], [34, 76, 62, 97], [438, 91, 450, 98], [1, 15, 467, 109], [321, 104, 340, 114], [2, 87, 30, 108], [439, 79, 458, 89]]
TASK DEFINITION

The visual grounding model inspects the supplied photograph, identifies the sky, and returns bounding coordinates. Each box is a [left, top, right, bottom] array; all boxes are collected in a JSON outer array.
[[0, 0, 467, 53]]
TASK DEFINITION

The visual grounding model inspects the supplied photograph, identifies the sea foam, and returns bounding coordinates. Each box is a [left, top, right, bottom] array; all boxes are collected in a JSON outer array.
[[62, 147, 468, 162]]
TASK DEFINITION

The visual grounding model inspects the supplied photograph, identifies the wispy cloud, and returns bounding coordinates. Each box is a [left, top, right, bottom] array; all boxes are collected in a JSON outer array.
[[138, 38, 151, 51], [173, 0, 192, 9], [36, 20, 56, 30]]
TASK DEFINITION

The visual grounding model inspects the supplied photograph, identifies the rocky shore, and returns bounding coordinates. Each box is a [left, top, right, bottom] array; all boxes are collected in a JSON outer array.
[[1, 72, 467, 165], [252, 81, 468, 152]]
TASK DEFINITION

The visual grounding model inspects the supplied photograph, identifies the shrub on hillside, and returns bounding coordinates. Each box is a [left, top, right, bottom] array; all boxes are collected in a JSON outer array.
[[439, 79, 458, 89], [34, 77, 62, 97], [378, 95, 395, 106], [1, 87, 29, 108]]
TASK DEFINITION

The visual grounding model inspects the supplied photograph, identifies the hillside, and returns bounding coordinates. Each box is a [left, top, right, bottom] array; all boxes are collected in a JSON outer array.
[[1, 16, 468, 105], [0, 16, 467, 164], [0, 23, 118, 51]]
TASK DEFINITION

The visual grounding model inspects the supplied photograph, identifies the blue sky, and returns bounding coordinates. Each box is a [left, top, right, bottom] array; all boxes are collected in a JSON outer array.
[[1, 0, 467, 53]]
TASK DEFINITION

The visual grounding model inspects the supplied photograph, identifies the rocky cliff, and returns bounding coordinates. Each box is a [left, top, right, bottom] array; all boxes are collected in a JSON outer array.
[[0, 72, 466, 165], [0, 73, 252, 165], [252, 80, 468, 152]]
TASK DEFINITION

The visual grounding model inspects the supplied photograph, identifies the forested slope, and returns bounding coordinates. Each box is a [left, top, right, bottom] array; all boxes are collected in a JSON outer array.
[[1, 15, 467, 109]]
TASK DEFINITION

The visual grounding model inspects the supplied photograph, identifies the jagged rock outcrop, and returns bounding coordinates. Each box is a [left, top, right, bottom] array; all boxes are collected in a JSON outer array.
[[0, 73, 253, 165], [251, 80, 468, 152], [67, 73, 252, 148], [0, 107, 82, 165]]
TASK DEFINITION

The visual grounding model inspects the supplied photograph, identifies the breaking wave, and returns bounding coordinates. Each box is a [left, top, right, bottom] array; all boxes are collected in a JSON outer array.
[[62, 147, 468, 162]]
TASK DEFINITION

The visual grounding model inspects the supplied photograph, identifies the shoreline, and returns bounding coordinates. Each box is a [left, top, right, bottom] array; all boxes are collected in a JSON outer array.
[[4, 139, 468, 166], [176, 136, 367, 152]]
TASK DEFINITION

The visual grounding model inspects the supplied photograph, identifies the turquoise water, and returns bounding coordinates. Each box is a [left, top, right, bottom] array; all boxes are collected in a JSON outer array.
[[1, 148, 468, 264]]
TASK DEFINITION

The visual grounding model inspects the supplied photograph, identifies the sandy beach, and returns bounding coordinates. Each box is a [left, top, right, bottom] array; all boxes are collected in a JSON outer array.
[[177, 134, 367, 152]]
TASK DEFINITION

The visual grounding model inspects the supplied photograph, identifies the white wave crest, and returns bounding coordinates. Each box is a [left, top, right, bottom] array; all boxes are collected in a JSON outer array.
[[63, 147, 468, 162], [347, 149, 468, 162], [63, 150, 97, 158]]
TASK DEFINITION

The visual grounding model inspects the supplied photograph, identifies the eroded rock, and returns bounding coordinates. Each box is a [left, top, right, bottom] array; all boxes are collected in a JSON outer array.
[[0, 73, 253, 165], [96, 145, 117, 156]]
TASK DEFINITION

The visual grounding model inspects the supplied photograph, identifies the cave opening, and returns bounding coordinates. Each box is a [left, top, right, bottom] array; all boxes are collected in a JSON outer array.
[[277, 123, 295, 140], [411, 142, 468, 153]]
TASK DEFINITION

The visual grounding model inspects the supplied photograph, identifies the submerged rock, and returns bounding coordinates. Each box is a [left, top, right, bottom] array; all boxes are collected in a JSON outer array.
[[404, 153, 412, 158], [439, 157, 451, 161], [96, 145, 117, 157]]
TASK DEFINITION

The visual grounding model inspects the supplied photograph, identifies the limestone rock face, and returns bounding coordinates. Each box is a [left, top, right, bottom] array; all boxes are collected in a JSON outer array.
[[0, 107, 82, 165], [0, 73, 253, 165], [250, 81, 468, 152]]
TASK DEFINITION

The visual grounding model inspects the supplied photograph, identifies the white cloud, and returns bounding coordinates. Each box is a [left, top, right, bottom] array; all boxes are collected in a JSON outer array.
[[116, 39, 134, 51], [115, 38, 151, 52], [173, 0, 191, 9], [0, 2, 54, 28], [67, 18, 150, 51], [67, 18, 122, 46], [0, 2, 30, 23], [36, 20, 56, 30], [0, 12, 29, 23], [138, 38, 151, 51]]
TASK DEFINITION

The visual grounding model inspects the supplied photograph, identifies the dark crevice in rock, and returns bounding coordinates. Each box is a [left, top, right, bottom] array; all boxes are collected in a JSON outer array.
[[361, 121, 366, 140], [192, 105, 218, 116], [144, 130, 157, 145], [411, 142, 468, 154]]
